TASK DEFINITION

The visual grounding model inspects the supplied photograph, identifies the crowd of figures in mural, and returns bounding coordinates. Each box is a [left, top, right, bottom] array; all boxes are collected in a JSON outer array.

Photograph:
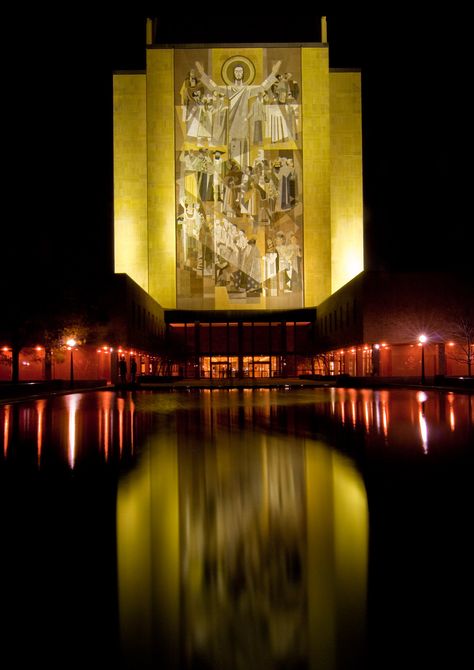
[[175, 52, 303, 308]]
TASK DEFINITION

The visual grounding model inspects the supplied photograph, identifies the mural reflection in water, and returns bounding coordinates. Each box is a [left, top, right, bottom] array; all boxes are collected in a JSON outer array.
[[117, 411, 368, 670]]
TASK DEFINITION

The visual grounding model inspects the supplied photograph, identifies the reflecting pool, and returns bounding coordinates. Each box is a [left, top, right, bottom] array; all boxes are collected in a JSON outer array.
[[0, 389, 472, 669]]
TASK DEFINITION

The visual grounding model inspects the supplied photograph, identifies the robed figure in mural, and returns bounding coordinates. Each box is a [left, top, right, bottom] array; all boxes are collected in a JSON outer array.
[[194, 59, 282, 168]]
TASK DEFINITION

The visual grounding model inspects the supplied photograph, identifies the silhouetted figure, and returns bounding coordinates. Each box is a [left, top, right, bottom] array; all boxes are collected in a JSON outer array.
[[119, 356, 127, 385], [130, 357, 137, 384]]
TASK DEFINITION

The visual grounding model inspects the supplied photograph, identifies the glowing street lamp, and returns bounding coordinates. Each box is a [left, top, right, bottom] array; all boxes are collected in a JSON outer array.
[[66, 338, 76, 387], [418, 334, 427, 384]]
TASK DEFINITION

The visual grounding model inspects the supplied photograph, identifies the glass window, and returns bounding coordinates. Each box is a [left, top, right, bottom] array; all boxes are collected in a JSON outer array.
[[211, 323, 228, 354], [286, 322, 295, 352], [199, 324, 210, 353], [270, 322, 283, 353], [242, 323, 253, 354], [242, 356, 253, 377], [228, 323, 238, 353], [186, 323, 195, 350], [295, 322, 311, 352], [254, 323, 270, 353]]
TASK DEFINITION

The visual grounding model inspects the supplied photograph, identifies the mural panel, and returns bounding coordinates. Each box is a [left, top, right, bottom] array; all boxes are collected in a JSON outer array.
[[175, 48, 303, 309]]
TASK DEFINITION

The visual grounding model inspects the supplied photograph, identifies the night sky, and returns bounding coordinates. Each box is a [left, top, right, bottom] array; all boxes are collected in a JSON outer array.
[[5, 10, 471, 297]]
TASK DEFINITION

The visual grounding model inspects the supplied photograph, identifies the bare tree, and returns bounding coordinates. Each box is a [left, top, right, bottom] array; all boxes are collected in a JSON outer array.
[[313, 352, 332, 376], [445, 315, 474, 376]]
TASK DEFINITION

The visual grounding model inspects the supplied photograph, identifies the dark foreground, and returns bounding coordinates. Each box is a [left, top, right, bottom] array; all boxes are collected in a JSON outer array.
[[0, 388, 472, 669]]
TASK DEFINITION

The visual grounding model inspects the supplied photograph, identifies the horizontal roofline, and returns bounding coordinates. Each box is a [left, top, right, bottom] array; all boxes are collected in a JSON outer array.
[[148, 42, 327, 49], [113, 70, 146, 75], [330, 67, 361, 73]]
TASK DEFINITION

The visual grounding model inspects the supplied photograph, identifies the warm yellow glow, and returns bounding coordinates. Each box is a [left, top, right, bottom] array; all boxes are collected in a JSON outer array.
[[67, 395, 79, 469], [302, 47, 331, 306], [66, 338, 76, 348], [3, 405, 10, 457], [101, 393, 112, 460], [448, 394, 456, 432], [418, 408, 428, 454], [117, 430, 179, 667], [418, 334, 427, 344], [118, 396, 125, 456], [306, 442, 368, 668], [130, 396, 135, 454], [147, 49, 176, 307], [417, 392, 428, 454], [116, 412, 367, 668], [363, 398, 370, 432], [36, 399, 46, 467], [113, 74, 148, 292], [380, 390, 390, 438], [330, 70, 364, 294]]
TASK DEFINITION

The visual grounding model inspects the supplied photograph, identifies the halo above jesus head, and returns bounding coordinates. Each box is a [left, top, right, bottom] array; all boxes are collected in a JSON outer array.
[[221, 56, 256, 86]]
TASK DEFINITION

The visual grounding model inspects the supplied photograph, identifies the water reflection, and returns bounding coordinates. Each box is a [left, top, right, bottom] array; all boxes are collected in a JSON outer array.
[[117, 424, 368, 670], [0, 388, 472, 470], [36, 398, 46, 466], [3, 404, 9, 457], [0, 392, 140, 470], [67, 394, 79, 469], [0, 387, 472, 668], [416, 391, 429, 454]]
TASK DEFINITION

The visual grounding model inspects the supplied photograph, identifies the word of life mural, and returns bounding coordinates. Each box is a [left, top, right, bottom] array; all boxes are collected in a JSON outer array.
[[175, 49, 303, 309]]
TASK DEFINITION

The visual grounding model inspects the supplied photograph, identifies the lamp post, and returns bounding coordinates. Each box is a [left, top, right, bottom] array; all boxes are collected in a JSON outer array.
[[66, 338, 76, 388], [418, 334, 427, 384]]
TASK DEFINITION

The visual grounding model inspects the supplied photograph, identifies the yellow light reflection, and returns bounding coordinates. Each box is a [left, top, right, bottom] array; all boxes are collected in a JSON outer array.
[[67, 395, 80, 469], [416, 392, 429, 454], [447, 394, 455, 432], [3, 405, 10, 457], [117, 430, 179, 668], [349, 390, 357, 428], [36, 399, 46, 467], [363, 393, 370, 433], [130, 395, 135, 455], [100, 393, 113, 461], [330, 387, 336, 415], [380, 391, 390, 439], [117, 427, 368, 669], [118, 396, 125, 457], [374, 393, 381, 433]]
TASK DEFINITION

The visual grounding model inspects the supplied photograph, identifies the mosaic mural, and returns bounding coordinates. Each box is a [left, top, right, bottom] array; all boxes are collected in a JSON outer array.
[[175, 49, 303, 309]]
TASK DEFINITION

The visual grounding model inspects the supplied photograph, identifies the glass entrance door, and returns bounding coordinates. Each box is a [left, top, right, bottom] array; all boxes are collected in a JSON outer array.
[[253, 357, 271, 378], [211, 362, 229, 378]]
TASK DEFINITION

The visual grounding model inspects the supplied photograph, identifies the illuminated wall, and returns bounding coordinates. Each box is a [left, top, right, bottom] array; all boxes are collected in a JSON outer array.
[[113, 41, 363, 309], [302, 47, 331, 307], [113, 74, 148, 292], [330, 70, 364, 292]]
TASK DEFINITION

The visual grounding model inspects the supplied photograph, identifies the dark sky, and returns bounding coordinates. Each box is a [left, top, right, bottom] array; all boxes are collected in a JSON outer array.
[[5, 10, 470, 294]]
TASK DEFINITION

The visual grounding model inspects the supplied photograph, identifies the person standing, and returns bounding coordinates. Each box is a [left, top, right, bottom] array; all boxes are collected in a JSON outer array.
[[130, 357, 137, 384], [119, 356, 127, 385]]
